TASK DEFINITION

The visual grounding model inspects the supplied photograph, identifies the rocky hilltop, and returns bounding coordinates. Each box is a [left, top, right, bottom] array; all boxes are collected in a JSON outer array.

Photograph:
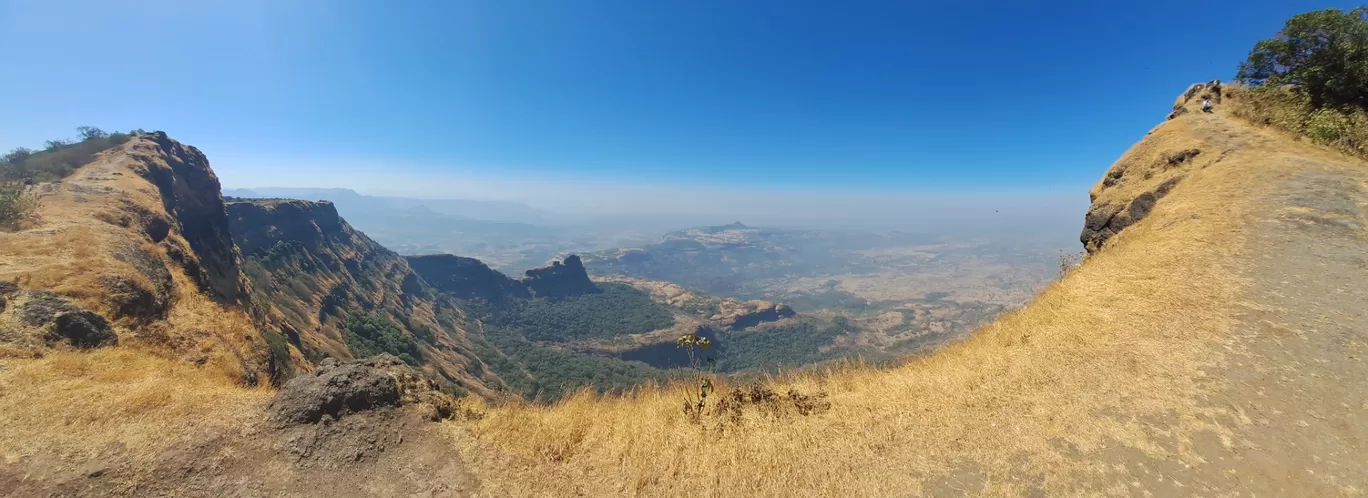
[[1080, 81, 1221, 253], [407, 253, 601, 302], [405, 254, 531, 301], [520, 254, 600, 299], [596, 276, 795, 330]]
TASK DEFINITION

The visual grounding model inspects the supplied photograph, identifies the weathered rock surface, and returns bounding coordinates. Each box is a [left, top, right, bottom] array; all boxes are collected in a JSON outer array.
[[521, 255, 601, 299], [10, 290, 117, 349], [128, 132, 245, 304], [49, 310, 118, 348], [226, 200, 346, 256], [268, 354, 455, 426]]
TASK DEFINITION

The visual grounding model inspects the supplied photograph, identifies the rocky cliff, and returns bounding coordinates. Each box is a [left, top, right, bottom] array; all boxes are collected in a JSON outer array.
[[129, 132, 246, 303], [406, 254, 531, 302], [227, 199, 503, 395], [0, 132, 264, 381], [520, 255, 600, 300]]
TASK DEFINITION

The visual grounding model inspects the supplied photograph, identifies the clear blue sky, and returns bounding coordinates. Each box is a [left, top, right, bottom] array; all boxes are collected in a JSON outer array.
[[0, 0, 1355, 200]]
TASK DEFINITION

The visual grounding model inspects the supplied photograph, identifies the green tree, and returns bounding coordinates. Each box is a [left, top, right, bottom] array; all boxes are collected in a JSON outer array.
[[1237, 7, 1368, 108]]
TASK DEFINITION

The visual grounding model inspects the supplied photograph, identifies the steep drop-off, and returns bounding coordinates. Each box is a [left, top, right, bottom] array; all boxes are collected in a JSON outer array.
[[227, 199, 502, 395]]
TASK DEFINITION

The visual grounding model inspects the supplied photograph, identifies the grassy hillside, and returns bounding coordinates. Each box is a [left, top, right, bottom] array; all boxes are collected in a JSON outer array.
[[441, 89, 1368, 496]]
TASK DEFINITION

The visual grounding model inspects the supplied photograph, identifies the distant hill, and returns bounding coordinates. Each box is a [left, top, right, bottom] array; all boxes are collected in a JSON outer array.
[[223, 187, 551, 224]]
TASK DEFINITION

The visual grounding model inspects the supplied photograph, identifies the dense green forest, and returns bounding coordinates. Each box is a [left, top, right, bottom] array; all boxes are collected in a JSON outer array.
[[713, 319, 856, 372], [345, 312, 423, 366], [467, 283, 675, 399], [473, 330, 666, 401], [486, 283, 676, 341]]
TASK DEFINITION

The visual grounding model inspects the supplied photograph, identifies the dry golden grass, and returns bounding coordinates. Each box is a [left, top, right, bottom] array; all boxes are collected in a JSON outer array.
[[0, 136, 267, 377], [1224, 84, 1368, 160], [443, 103, 1306, 497], [0, 348, 271, 466]]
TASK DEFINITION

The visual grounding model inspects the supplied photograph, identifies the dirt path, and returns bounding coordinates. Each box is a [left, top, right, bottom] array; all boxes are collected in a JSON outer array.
[[1205, 154, 1368, 494]]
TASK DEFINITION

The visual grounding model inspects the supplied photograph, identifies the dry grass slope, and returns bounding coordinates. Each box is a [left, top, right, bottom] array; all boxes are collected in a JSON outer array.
[[443, 91, 1366, 496]]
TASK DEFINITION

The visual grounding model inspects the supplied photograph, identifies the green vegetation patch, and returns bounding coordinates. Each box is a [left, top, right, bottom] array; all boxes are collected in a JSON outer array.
[[1231, 8, 1368, 159], [714, 319, 854, 372], [491, 283, 675, 341], [344, 311, 422, 365], [2, 127, 135, 183]]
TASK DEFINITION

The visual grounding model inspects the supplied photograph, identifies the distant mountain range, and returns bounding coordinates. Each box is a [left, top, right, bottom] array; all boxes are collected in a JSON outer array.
[[222, 187, 552, 225]]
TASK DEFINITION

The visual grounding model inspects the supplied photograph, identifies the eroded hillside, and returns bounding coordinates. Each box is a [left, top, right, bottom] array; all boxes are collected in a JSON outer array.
[[227, 198, 503, 395]]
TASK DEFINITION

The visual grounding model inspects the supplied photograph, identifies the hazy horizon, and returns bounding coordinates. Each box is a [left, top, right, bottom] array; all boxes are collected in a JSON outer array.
[[2, 0, 1345, 222]]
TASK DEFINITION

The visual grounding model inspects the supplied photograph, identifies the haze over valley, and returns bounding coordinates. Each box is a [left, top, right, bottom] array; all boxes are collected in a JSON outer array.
[[4, 2, 1366, 496]]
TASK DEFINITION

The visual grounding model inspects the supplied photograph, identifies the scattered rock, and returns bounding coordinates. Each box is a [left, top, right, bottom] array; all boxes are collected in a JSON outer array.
[[48, 310, 118, 349], [1102, 168, 1125, 188], [0, 282, 19, 296], [1080, 178, 1184, 254], [1165, 149, 1201, 167], [1168, 80, 1222, 120]]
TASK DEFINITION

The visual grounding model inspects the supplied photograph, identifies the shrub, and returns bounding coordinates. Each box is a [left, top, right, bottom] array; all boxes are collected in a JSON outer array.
[[1227, 85, 1368, 158], [263, 330, 295, 384], [0, 180, 38, 229], [1, 126, 133, 182]]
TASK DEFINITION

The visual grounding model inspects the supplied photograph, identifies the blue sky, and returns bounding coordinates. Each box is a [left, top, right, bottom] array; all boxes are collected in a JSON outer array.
[[0, 0, 1354, 215]]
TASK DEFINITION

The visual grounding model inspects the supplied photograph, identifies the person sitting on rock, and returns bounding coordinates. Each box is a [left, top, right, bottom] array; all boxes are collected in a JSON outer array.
[[1201, 98, 1214, 113]]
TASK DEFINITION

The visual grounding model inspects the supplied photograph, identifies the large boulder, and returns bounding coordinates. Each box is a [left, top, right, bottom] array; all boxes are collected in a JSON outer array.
[[268, 354, 454, 426]]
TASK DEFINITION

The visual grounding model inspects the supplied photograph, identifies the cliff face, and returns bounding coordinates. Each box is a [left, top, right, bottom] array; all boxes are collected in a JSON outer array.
[[520, 255, 601, 300], [125, 132, 246, 303], [226, 199, 502, 395], [227, 200, 344, 256], [406, 254, 531, 302]]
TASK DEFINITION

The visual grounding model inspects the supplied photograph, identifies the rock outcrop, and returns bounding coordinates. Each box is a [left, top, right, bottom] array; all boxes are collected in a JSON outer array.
[[268, 354, 455, 426], [0, 289, 117, 350], [520, 255, 601, 300], [127, 132, 245, 304], [406, 254, 531, 302], [226, 200, 346, 256]]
